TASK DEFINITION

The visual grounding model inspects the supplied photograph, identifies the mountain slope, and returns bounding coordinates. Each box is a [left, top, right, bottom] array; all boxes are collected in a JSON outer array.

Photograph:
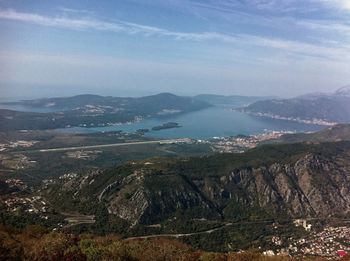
[[2, 93, 209, 112], [241, 87, 350, 125], [44, 141, 350, 226], [194, 94, 274, 107], [267, 124, 350, 144]]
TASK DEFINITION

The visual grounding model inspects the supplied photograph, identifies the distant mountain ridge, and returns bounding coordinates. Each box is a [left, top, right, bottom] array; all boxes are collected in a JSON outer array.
[[4, 93, 275, 110], [0, 93, 210, 131], [3, 93, 208, 111], [193, 94, 274, 107], [241, 86, 350, 125], [296, 85, 350, 99], [334, 85, 350, 96]]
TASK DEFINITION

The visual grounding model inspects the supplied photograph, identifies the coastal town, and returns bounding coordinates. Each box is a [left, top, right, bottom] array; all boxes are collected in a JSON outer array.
[[201, 130, 292, 153], [241, 111, 338, 126]]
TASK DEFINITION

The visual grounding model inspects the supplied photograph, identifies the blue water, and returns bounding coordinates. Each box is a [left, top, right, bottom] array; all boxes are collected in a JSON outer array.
[[0, 101, 324, 139], [56, 105, 324, 139]]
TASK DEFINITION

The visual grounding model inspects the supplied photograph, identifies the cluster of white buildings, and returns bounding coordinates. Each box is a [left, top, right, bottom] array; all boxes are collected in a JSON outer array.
[[293, 219, 312, 231], [5, 179, 27, 191], [59, 172, 79, 180], [4, 195, 48, 215], [66, 150, 102, 160], [205, 131, 290, 153], [246, 111, 337, 126], [0, 140, 38, 151], [277, 226, 350, 258]]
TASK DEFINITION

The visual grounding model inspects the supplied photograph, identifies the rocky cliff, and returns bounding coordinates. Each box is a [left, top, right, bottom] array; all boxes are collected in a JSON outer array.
[[44, 141, 350, 226]]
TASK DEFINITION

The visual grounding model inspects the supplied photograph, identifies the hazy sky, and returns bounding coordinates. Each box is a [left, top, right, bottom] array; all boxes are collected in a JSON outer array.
[[1, 0, 350, 98]]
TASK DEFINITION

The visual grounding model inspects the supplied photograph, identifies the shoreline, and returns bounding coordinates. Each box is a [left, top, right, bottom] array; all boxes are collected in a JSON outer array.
[[237, 110, 337, 126]]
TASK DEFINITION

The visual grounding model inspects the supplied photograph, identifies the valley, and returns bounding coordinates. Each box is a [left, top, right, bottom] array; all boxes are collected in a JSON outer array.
[[1, 93, 350, 259], [3, 0, 350, 258], [2, 124, 350, 258]]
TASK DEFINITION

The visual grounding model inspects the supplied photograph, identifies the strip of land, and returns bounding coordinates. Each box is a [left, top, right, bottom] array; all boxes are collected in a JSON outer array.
[[29, 139, 188, 153]]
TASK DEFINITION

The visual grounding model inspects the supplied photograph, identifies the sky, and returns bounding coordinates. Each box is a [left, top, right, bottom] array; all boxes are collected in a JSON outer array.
[[0, 0, 350, 98]]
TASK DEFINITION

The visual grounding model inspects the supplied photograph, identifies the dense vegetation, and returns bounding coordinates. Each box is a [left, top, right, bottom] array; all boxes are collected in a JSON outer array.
[[30, 140, 350, 252], [0, 225, 345, 261], [151, 122, 181, 131], [3, 127, 350, 256]]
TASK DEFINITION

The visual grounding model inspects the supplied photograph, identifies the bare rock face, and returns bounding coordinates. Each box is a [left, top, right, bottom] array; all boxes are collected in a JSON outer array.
[[293, 154, 350, 216], [205, 153, 350, 219], [48, 143, 350, 226], [109, 186, 149, 227], [100, 170, 221, 225], [102, 151, 350, 225]]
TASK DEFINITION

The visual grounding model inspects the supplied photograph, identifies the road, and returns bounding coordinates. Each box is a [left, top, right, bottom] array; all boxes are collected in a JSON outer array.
[[125, 223, 234, 240], [125, 220, 274, 241], [24, 139, 186, 153]]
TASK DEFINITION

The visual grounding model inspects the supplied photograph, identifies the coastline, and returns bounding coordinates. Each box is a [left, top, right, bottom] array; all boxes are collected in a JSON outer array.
[[236, 110, 337, 126]]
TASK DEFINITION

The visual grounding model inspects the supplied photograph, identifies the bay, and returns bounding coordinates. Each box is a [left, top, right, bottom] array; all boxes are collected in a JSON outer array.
[[56, 105, 324, 139]]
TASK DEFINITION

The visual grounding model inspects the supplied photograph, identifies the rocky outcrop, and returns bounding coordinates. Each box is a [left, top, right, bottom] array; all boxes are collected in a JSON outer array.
[[47, 142, 350, 226]]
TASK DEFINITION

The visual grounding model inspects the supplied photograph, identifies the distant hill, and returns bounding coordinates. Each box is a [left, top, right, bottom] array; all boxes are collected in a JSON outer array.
[[194, 94, 274, 107], [241, 86, 350, 125], [3, 93, 209, 112], [0, 93, 210, 131], [7, 94, 121, 110]]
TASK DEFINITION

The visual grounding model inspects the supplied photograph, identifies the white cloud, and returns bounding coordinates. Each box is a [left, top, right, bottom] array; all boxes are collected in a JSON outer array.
[[0, 9, 126, 32], [297, 19, 350, 34], [57, 7, 95, 15], [0, 8, 349, 62], [317, 0, 350, 11], [244, 0, 350, 12]]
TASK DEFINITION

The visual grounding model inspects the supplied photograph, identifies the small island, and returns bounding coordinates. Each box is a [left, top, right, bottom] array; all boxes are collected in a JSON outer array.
[[151, 122, 181, 131]]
